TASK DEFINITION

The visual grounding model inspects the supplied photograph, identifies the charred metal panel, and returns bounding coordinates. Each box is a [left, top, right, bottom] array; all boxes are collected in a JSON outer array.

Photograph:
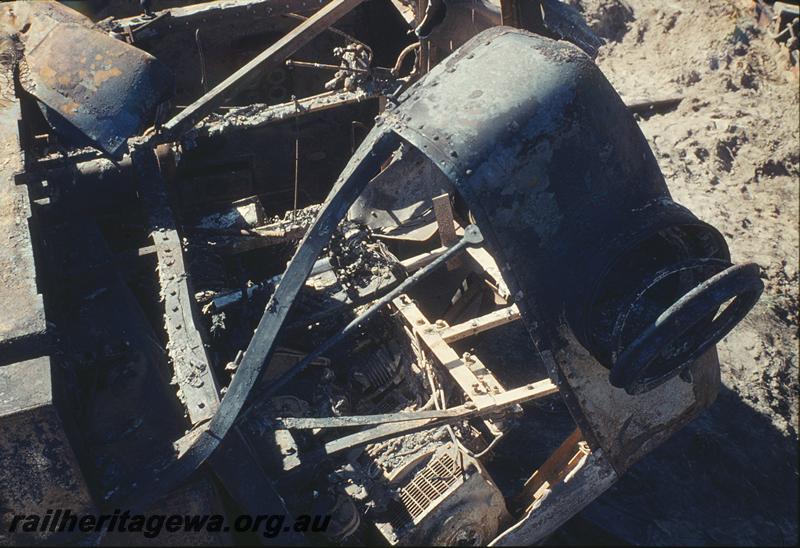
[[347, 143, 454, 240], [491, 447, 617, 545], [4, 1, 173, 156], [109, 0, 330, 43], [423, 0, 503, 64], [41, 219, 188, 492], [538, 0, 604, 56], [39, 219, 233, 545], [545, 341, 721, 473], [113, 9, 299, 107], [178, 100, 378, 216], [420, 0, 602, 67]]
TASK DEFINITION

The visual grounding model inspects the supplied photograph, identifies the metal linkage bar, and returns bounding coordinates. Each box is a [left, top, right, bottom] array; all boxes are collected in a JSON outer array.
[[275, 378, 558, 430], [323, 380, 558, 455]]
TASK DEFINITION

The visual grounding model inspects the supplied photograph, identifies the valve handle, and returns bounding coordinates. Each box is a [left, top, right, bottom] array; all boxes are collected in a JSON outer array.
[[610, 261, 763, 395]]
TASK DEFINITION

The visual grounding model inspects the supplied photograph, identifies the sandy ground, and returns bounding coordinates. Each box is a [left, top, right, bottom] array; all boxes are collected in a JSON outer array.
[[557, 0, 799, 544]]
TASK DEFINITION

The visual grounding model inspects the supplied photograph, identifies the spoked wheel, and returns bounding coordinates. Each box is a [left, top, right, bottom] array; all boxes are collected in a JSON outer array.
[[609, 259, 763, 395]]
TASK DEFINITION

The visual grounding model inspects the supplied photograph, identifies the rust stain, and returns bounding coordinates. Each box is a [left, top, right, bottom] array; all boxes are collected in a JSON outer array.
[[61, 101, 80, 115], [93, 66, 121, 87], [38, 65, 56, 86]]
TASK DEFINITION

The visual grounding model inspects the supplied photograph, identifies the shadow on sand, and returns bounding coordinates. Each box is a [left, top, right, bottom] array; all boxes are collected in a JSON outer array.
[[556, 383, 798, 545]]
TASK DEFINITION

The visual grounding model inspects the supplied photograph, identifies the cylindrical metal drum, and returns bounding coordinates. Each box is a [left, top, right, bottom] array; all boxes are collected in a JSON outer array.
[[381, 26, 762, 393]]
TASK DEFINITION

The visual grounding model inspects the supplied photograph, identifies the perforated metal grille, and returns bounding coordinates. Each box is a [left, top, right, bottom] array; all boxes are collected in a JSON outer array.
[[388, 450, 462, 530]]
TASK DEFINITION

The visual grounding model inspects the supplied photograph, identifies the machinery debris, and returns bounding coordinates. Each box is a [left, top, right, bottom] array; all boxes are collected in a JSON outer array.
[[0, 0, 764, 545]]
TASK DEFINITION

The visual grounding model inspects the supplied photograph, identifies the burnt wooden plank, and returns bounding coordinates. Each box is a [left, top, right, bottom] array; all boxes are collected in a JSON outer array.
[[393, 295, 492, 402], [516, 428, 584, 507], [439, 304, 521, 343], [199, 89, 381, 139], [493, 448, 617, 545], [432, 192, 461, 269]]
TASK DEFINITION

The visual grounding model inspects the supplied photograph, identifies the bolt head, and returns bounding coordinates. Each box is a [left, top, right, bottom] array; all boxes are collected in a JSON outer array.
[[462, 224, 484, 246]]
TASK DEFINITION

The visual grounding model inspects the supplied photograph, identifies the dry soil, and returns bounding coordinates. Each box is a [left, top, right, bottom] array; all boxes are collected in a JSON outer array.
[[558, 0, 799, 544]]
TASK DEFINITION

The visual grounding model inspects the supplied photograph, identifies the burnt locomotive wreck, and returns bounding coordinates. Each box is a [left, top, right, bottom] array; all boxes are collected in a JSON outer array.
[[0, 1, 763, 545]]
